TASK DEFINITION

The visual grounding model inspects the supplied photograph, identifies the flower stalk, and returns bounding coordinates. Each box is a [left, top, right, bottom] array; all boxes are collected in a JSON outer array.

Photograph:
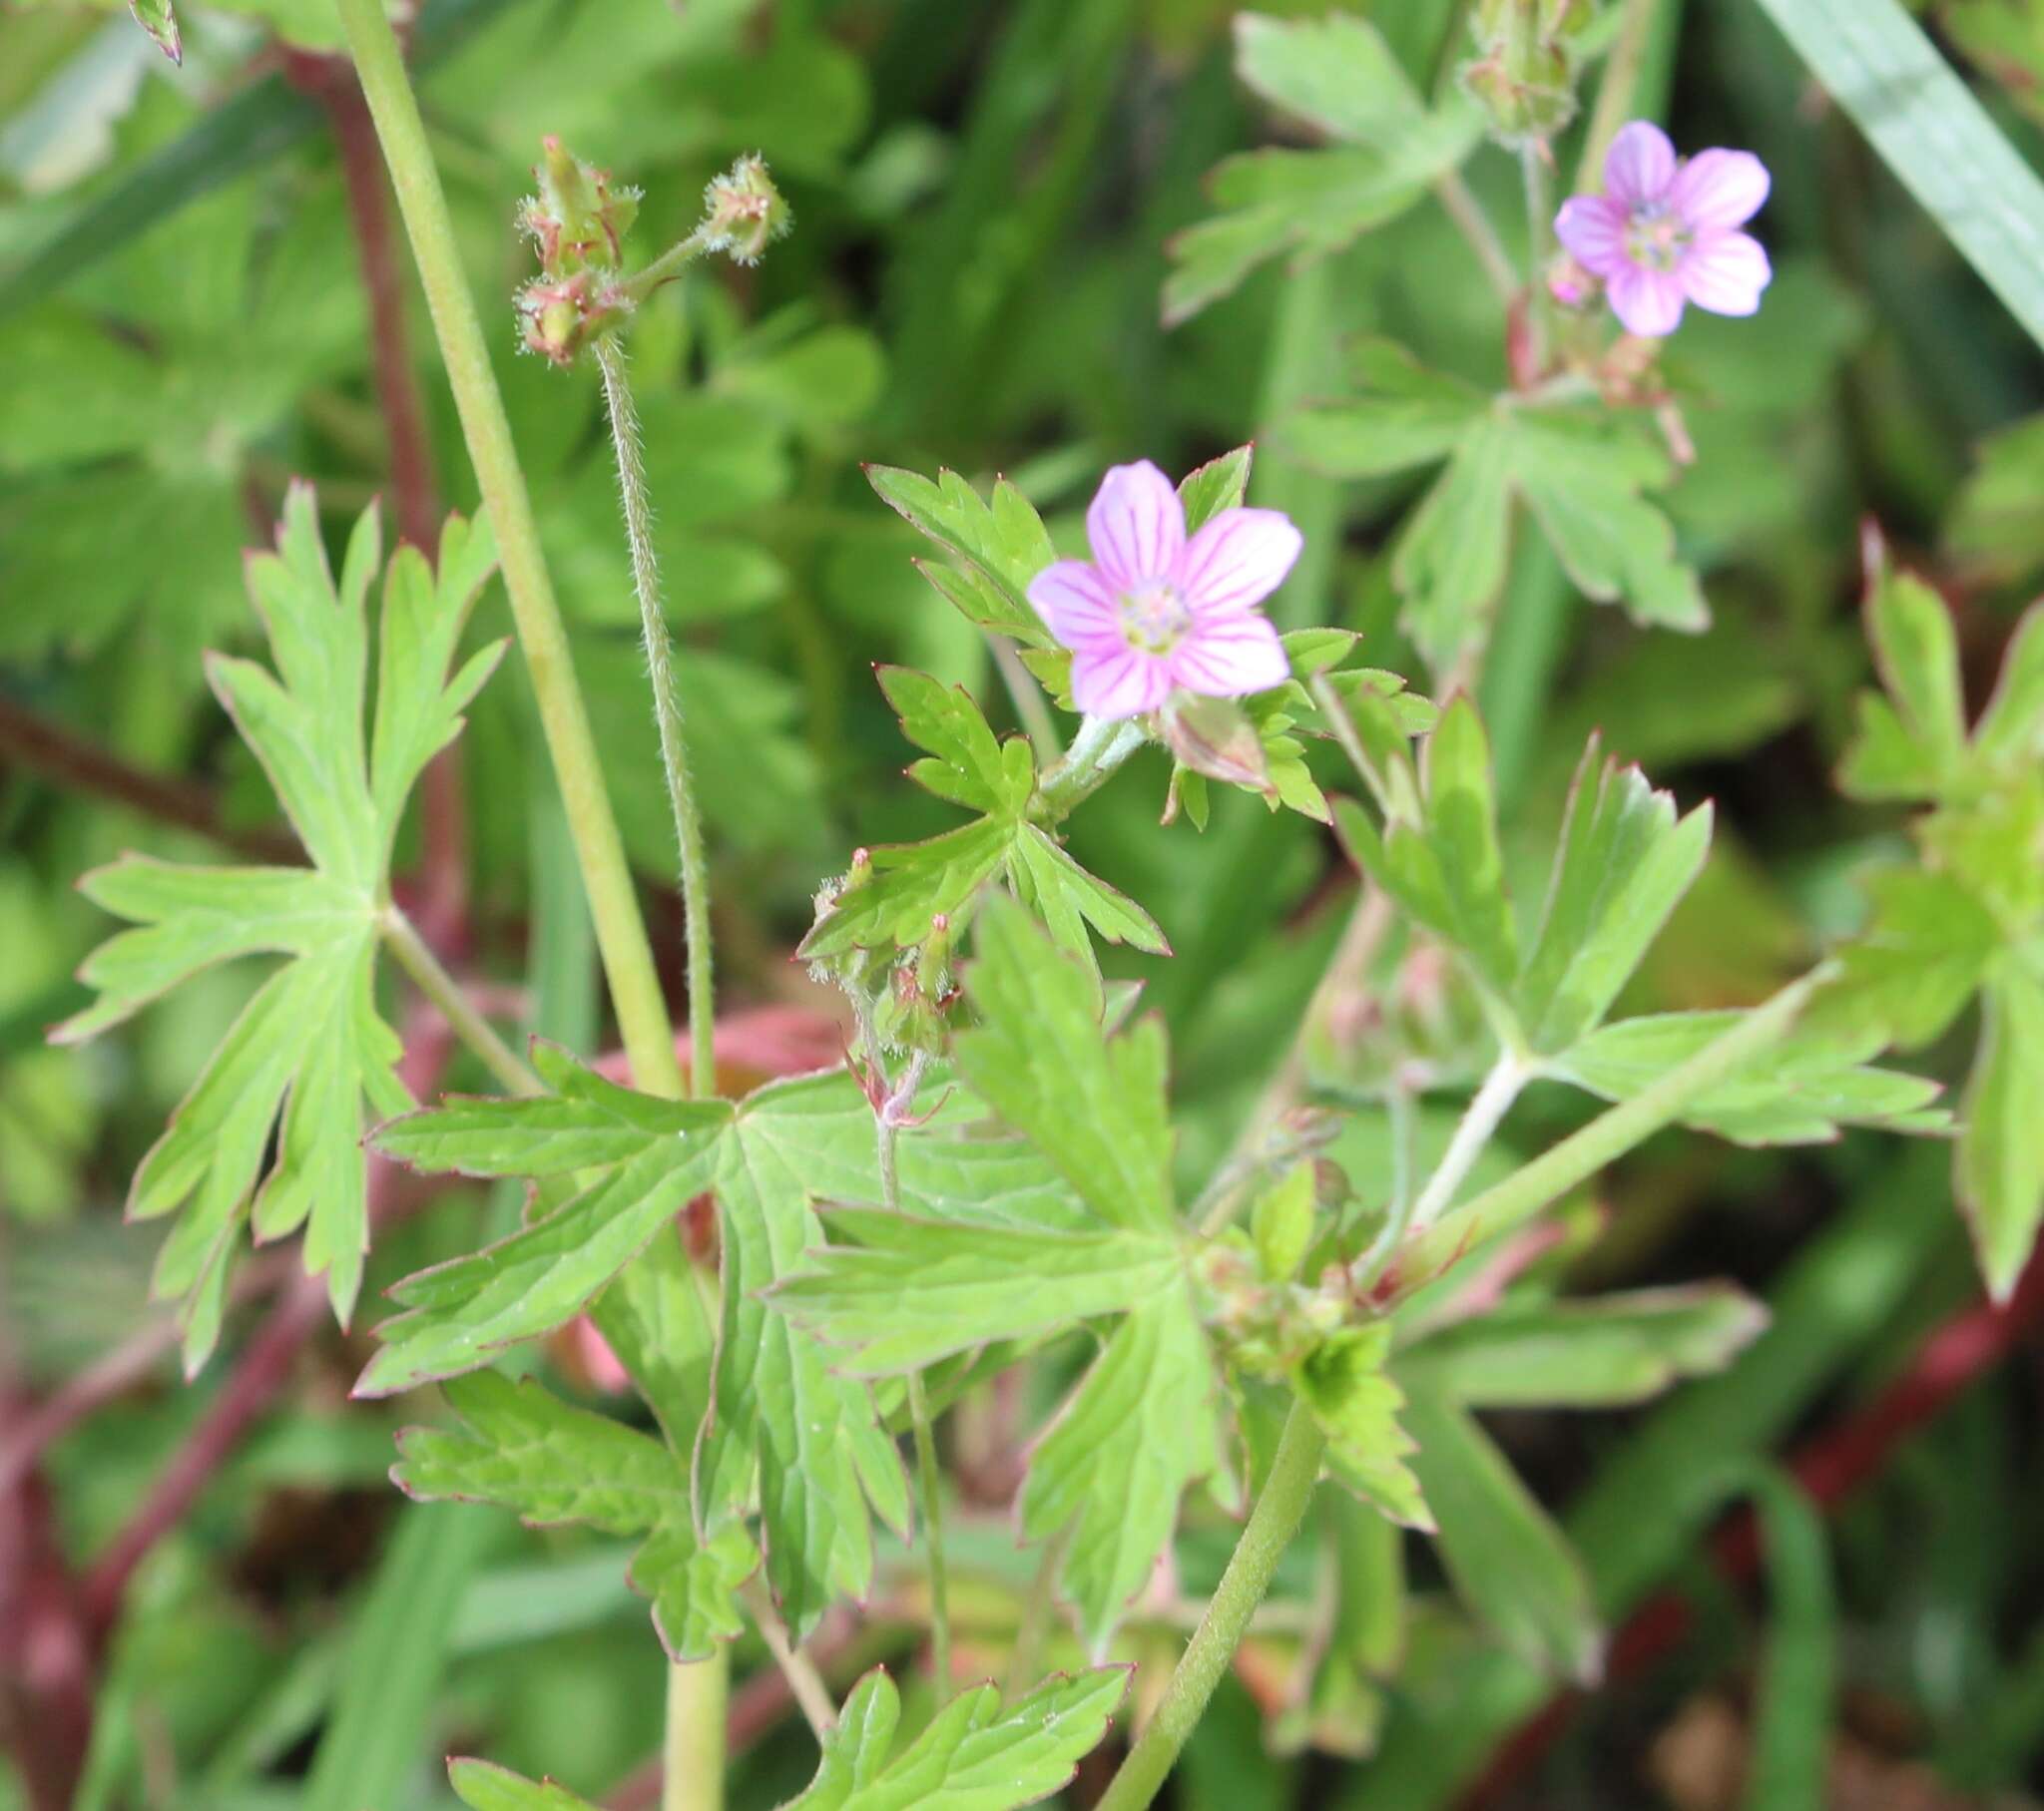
[[594, 334, 718, 1101], [332, 0, 683, 1102]]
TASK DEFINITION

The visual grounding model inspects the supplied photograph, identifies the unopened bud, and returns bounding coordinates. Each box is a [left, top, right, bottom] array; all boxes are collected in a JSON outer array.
[[701, 154, 791, 265], [1460, 0, 1590, 147], [516, 270, 624, 366], [524, 136, 641, 279]]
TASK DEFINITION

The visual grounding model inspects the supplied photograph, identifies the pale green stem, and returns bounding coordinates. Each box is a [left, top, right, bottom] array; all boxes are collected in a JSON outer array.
[[993, 636, 1063, 766], [1353, 1077, 1421, 1291], [1093, 1401, 1326, 1811], [333, 0, 682, 1102], [1435, 170, 1519, 307], [1407, 1050, 1534, 1231], [1036, 714, 1145, 819], [594, 334, 717, 1101], [1520, 142, 1557, 377], [878, 1098, 953, 1697], [1195, 886, 1394, 1238], [380, 906, 541, 1098], [906, 1370, 953, 1695], [1576, 0, 1659, 195], [619, 224, 720, 306], [737, 1577, 837, 1740], [1397, 965, 1837, 1287], [662, 1656, 726, 1811]]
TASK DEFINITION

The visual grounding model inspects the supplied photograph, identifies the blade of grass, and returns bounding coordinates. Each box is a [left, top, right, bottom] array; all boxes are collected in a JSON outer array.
[[1748, 0, 2044, 353]]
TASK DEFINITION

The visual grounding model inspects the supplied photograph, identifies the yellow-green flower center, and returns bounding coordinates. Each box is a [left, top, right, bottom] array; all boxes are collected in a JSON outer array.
[[1119, 583, 1192, 655]]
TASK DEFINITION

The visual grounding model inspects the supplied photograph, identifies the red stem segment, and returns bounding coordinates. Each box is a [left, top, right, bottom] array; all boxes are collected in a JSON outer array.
[[1463, 1247, 2044, 1807]]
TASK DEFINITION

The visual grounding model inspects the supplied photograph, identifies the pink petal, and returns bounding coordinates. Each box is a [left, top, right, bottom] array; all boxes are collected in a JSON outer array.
[[1553, 196, 1630, 278], [1072, 644, 1172, 719], [1603, 121, 1676, 207], [1028, 559, 1123, 650], [1671, 149, 1770, 231], [1607, 263, 1686, 338], [1167, 615, 1289, 699], [1174, 507, 1303, 617], [1086, 460, 1185, 591], [1680, 230, 1772, 316]]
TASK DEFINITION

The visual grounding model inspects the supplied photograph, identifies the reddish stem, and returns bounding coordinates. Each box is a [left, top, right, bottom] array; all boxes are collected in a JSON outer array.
[[1462, 1247, 2044, 1807], [0, 696, 299, 863]]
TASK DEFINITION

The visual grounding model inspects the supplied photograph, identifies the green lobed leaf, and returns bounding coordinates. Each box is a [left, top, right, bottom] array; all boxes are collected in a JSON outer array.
[[1831, 867, 2002, 1049], [1162, 21, 1482, 323], [448, 1759, 602, 1811], [1513, 741, 1714, 1054], [392, 1372, 748, 1662], [878, 667, 1031, 817], [1019, 1289, 1223, 1648], [1839, 556, 1967, 797], [53, 489, 503, 1348], [700, 1083, 913, 1636], [1548, 1014, 1948, 1145], [771, 1210, 1182, 1373], [952, 898, 1177, 1231], [1974, 604, 2044, 769], [1956, 960, 2044, 1300], [1395, 1285, 1769, 1408], [801, 818, 1020, 958], [1294, 1325, 1431, 1530], [126, 0, 182, 63], [781, 1666, 1128, 1810], [1177, 444, 1255, 531], [1401, 1391, 1602, 1684], [865, 465, 1055, 648], [359, 1104, 730, 1397]]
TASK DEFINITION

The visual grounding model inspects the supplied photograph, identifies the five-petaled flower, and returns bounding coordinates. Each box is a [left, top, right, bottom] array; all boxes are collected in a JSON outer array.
[[1027, 461, 1300, 721], [1555, 121, 1772, 339]]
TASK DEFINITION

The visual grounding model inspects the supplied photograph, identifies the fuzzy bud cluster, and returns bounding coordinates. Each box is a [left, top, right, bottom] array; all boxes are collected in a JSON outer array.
[[699, 154, 792, 266]]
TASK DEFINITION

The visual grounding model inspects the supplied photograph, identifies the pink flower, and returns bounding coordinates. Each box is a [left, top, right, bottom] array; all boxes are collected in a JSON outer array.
[[1554, 121, 1772, 339], [1027, 461, 1300, 720]]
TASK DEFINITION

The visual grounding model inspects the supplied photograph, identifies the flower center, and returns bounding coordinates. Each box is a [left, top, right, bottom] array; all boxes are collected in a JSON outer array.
[[1119, 583, 1193, 656], [1625, 199, 1691, 272]]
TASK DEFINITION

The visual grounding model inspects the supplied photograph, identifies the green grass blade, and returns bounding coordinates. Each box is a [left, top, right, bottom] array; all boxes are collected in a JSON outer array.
[[1748, 0, 2044, 352]]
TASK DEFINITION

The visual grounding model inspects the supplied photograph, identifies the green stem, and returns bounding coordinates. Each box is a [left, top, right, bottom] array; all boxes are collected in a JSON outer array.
[[1004, 1535, 1064, 1703], [380, 906, 540, 1097], [334, 0, 683, 1102], [878, 1101, 953, 1697], [1093, 1402, 1327, 1811], [1576, 0, 1659, 195], [1036, 714, 1145, 819], [1397, 965, 1837, 1287], [1407, 1050, 1532, 1231], [1434, 170, 1519, 307], [593, 334, 717, 1101], [1520, 143, 1556, 372], [906, 1370, 953, 1695], [662, 1654, 727, 1811], [737, 1576, 838, 1740], [993, 636, 1063, 766], [619, 224, 719, 306]]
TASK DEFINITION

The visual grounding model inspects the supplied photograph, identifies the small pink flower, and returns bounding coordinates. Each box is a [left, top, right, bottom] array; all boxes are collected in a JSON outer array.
[[1555, 121, 1772, 339], [1027, 461, 1300, 720]]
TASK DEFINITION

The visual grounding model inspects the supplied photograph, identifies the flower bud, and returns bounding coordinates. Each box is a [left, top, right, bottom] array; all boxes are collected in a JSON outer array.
[[701, 154, 791, 265], [523, 135, 641, 279], [1460, 0, 1592, 147], [516, 270, 624, 366]]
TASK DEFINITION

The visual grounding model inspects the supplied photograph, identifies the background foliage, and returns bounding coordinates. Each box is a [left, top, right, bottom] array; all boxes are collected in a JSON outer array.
[[4, 0, 2044, 1807]]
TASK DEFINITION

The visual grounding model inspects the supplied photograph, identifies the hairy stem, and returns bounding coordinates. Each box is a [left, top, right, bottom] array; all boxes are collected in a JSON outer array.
[[333, 0, 682, 1100], [1435, 171, 1520, 306], [907, 1370, 953, 1695], [380, 906, 540, 1097], [1398, 966, 1837, 1286], [593, 335, 717, 1101], [662, 1656, 727, 1811], [1036, 714, 1145, 819], [1408, 1050, 1533, 1231], [1094, 1402, 1327, 1811], [1576, 0, 1659, 195], [736, 1578, 838, 1740]]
